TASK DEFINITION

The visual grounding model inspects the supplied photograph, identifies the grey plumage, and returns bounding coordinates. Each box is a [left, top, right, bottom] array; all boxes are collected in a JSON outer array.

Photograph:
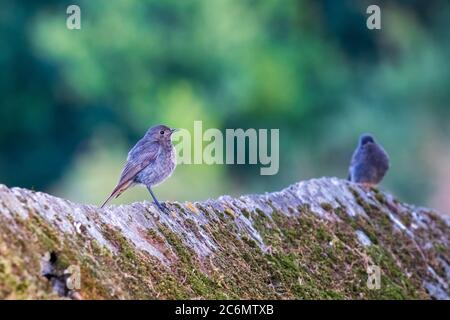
[[101, 124, 177, 211], [348, 134, 390, 187]]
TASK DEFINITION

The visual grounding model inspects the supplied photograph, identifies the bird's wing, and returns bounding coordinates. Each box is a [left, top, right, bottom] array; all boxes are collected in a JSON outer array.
[[369, 143, 390, 171], [350, 147, 361, 166], [348, 148, 359, 180], [100, 139, 160, 208], [119, 139, 161, 185]]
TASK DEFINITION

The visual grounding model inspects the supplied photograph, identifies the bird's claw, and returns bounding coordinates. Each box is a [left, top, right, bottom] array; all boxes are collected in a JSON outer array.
[[155, 201, 170, 214]]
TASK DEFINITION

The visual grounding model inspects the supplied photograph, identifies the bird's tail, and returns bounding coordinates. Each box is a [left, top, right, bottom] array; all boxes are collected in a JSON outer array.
[[100, 180, 133, 208], [100, 192, 118, 209]]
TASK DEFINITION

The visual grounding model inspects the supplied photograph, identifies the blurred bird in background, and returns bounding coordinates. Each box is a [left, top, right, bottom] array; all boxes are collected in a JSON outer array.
[[348, 134, 390, 188], [101, 124, 178, 212]]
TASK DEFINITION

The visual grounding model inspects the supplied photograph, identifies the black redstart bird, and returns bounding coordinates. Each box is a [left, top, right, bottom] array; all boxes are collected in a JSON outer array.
[[101, 124, 178, 212], [348, 133, 390, 188]]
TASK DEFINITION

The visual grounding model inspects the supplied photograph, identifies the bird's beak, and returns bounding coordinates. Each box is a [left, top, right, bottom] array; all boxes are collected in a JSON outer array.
[[171, 128, 179, 133]]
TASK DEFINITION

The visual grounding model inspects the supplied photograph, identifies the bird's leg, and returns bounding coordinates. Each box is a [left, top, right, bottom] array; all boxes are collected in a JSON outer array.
[[146, 186, 168, 213]]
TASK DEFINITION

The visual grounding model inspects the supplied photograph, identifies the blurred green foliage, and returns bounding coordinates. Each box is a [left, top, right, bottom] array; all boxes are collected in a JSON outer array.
[[0, 0, 449, 210]]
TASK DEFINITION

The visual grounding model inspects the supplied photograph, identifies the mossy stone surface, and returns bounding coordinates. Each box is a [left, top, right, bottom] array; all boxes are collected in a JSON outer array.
[[0, 178, 448, 299]]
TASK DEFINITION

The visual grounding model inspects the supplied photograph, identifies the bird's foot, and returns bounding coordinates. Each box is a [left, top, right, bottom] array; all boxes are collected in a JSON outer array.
[[154, 201, 170, 214]]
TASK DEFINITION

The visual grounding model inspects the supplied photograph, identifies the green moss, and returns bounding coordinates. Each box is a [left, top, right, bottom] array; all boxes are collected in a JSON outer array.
[[183, 218, 201, 238], [157, 223, 221, 298], [374, 192, 387, 205], [241, 209, 250, 219], [434, 243, 447, 255], [197, 205, 211, 218], [320, 203, 333, 212], [398, 213, 412, 228], [241, 234, 258, 248]]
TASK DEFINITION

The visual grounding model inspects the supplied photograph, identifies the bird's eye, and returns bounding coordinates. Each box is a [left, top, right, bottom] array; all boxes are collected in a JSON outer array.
[[160, 130, 164, 135]]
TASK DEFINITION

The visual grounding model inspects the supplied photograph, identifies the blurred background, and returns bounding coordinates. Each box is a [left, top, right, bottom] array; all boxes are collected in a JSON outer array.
[[0, 0, 449, 214]]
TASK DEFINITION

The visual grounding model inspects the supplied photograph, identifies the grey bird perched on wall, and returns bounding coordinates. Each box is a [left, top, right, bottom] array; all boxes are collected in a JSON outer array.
[[101, 124, 178, 212], [348, 133, 390, 188]]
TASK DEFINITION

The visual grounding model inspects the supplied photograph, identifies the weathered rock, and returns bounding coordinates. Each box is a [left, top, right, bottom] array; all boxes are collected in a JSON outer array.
[[0, 177, 448, 299]]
